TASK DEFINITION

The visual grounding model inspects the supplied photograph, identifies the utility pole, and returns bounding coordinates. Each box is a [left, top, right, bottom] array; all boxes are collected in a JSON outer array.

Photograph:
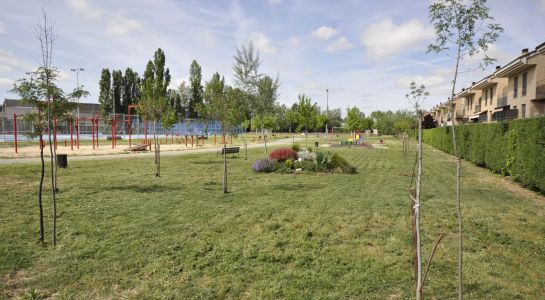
[[326, 89, 329, 140], [70, 68, 85, 121]]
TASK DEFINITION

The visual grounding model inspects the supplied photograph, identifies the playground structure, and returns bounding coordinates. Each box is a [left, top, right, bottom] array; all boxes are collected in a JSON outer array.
[[1, 110, 244, 154]]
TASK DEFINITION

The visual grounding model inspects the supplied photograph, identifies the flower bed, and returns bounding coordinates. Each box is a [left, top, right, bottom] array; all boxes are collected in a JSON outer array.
[[253, 150, 356, 174]]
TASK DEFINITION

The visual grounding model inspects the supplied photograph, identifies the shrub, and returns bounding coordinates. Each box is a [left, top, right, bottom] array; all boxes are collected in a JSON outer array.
[[294, 160, 318, 172], [297, 150, 315, 161], [423, 117, 545, 193], [285, 159, 294, 169], [269, 148, 298, 162], [291, 143, 301, 151], [252, 159, 278, 173]]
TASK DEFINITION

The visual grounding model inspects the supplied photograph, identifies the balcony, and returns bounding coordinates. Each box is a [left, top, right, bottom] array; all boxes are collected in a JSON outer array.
[[492, 109, 519, 122], [537, 80, 545, 100], [474, 104, 482, 113], [496, 96, 508, 108], [454, 109, 465, 119]]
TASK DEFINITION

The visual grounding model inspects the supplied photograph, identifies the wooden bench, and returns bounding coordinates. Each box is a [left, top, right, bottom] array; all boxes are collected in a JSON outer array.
[[126, 144, 150, 152], [217, 146, 240, 157]]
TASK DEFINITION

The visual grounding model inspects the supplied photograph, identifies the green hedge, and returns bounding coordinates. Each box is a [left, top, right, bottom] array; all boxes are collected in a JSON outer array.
[[423, 117, 545, 193]]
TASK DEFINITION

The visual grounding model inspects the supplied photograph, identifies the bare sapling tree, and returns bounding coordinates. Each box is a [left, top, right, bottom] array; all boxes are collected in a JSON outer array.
[[33, 10, 60, 245], [201, 73, 245, 193], [427, 1, 503, 298], [406, 81, 429, 300], [11, 69, 79, 244]]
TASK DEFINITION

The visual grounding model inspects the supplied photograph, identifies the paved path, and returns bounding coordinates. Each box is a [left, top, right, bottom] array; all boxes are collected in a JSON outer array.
[[0, 138, 305, 165]]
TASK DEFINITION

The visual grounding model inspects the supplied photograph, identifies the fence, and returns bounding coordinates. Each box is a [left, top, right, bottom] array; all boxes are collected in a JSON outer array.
[[0, 112, 243, 152]]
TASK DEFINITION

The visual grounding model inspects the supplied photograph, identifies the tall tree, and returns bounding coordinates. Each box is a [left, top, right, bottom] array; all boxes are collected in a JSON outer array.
[[122, 67, 140, 111], [98, 68, 112, 118], [346, 106, 364, 134], [137, 49, 174, 177], [232, 41, 262, 94], [255, 75, 279, 153], [188, 60, 203, 118], [201, 73, 245, 193], [428, 1, 503, 297], [285, 105, 299, 133], [295, 94, 318, 146], [111, 70, 123, 115], [178, 81, 191, 118]]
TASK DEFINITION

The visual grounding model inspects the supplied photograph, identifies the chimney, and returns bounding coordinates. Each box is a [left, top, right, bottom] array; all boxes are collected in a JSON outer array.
[[472, 82, 476, 85], [462, 88, 465, 91], [521, 48, 529, 56], [496, 65, 501, 71]]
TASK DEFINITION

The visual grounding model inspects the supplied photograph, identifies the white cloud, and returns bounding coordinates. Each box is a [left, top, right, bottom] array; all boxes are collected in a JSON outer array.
[[268, 0, 282, 4], [199, 31, 217, 48], [0, 22, 8, 34], [106, 16, 142, 36], [360, 19, 434, 60], [326, 36, 353, 52], [289, 37, 300, 46], [65, 0, 102, 19], [311, 26, 337, 40], [252, 32, 276, 54], [0, 64, 13, 74], [396, 70, 450, 90], [0, 49, 18, 65], [0, 77, 14, 88]]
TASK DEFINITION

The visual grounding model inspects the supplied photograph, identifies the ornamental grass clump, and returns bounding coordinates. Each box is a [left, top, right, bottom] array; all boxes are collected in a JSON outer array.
[[252, 159, 278, 173], [269, 148, 298, 162], [297, 150, 315, 161]]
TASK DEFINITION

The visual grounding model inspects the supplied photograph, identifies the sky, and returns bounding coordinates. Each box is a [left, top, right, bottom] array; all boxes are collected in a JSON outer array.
[[1, 0, 544, 115]]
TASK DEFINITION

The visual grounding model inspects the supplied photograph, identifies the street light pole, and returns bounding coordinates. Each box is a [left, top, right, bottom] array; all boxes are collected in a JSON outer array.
[[70, 68, 85, 121], [326, 89, 329, 140]]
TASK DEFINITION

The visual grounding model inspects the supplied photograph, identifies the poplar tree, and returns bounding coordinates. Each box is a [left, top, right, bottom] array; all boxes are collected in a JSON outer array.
[[188, 60, 203, 118], [98, 68, 112, 117]]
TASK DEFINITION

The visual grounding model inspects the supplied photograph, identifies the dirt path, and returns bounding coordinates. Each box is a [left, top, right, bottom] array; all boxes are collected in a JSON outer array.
[[0, 138, 306, 165]]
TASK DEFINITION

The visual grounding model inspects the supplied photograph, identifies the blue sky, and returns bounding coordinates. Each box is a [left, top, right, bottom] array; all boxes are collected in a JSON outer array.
[[1, 0, 544, 114]]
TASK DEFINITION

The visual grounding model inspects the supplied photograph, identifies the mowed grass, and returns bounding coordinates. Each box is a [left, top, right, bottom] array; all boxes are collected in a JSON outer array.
[[1, 138, 544, 299]]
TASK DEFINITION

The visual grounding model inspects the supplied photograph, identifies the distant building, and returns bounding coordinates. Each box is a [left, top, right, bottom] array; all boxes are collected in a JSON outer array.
[[1, 99, 100, 119], [430, 41, 545, 125]]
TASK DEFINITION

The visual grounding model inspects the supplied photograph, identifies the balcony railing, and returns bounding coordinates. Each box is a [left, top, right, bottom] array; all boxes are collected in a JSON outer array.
[[492, 109, 518, 122], [474, 104, 481, 113], [496, 96, 508, 108], [537, 80, 545, 100]]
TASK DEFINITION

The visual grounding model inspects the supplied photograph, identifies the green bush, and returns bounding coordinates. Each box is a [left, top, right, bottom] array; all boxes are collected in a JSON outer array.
[[423, 117, 545, 193], [291, 143, 301, 151]]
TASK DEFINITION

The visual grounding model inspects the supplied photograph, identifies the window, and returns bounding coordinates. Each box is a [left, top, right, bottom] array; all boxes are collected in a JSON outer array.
[[514, 76, 518, 98], [521, 104, 526, 118], [522, 72, 527, 96]]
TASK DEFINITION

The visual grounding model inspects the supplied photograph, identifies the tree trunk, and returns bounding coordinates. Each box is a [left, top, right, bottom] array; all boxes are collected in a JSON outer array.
[[38, 134, 45, 243], [223, 130, 227, 194], [415, 112, 423, 300], [154, 121, 160, 177], [47, 97, 57, 246], [451, 44, 464, 300]]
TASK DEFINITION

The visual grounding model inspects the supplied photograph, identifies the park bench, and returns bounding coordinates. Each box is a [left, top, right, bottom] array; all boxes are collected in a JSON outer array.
[[217, 146, 240, 157], [126, 144, 150, 152]]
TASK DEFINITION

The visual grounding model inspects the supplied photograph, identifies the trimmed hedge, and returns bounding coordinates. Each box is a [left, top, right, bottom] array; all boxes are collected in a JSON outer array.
[[423, 117, 545, 194]]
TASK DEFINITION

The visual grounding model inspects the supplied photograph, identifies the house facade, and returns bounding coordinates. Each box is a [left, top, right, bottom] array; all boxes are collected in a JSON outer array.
[[430, 41, 545, 125]]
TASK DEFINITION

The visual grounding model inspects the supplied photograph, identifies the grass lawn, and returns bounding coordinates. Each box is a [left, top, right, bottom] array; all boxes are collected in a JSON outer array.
[[1, 137, 544, 299]]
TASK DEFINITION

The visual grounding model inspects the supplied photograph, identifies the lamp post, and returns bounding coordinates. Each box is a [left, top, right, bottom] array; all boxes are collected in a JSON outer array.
[[325, 89, 329, 140], [70, 68, 85, 121]]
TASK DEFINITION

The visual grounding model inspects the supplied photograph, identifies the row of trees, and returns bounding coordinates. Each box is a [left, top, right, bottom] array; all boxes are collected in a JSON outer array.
[[98, 68, 141, 115]]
